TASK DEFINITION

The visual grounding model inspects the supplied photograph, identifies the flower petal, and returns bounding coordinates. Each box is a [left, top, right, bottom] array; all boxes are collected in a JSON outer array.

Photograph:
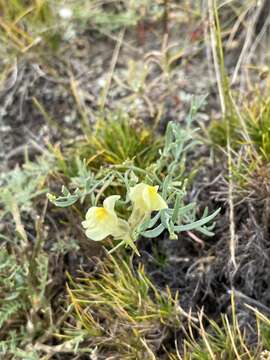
[[142, 185, 157, 211], [129, 183, 147, 209], [85, 206, 100, 220], [144, 185, 167, 211], [150, 192, 168, 211], [130, 183, 168, 213], [83, 195, 130, 242], [129, 183, 144, 201], [112, 218, 130, 238], [103, 195, 121, 215], [85, 227, 112, 241], [81, 220, 89, 229]]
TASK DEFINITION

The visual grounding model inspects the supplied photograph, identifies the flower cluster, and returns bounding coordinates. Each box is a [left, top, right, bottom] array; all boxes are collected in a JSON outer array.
[[82, 183, 167, 249]]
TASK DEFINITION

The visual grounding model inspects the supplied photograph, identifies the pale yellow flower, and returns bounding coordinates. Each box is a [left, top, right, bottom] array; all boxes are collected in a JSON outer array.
[[82, 195, 129, 241], [129, 183, 168, 214]]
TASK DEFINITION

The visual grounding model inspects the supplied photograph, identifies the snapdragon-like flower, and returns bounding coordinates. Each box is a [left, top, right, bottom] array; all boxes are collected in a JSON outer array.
[[82, 195, 129, 241], [129, 183, 168, 215]]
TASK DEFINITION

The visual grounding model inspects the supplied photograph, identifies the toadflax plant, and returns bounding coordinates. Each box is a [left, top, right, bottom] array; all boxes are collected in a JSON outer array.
[[81, 183, 169, 254], [48, 97, 220, 255]]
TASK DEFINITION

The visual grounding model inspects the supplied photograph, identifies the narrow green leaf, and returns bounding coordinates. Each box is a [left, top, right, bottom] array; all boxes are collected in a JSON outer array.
[[174, 208, 220, 232], [142, 224, 165, 238]]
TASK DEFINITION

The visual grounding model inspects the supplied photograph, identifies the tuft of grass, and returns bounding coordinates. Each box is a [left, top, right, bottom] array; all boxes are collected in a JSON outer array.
[[208, 92, 270, 197], [207, 0, 270, 201], [0, 0, 52, 57], [62, 278, 270, 359], [75, 112, 163, 171], [244, 95, 270, 162], [185, 314, 254, 359], [63, 254, 181, 359], [209, 112, 238, 149], [166, 297, 270, 360], [209, 93, 270, 160]]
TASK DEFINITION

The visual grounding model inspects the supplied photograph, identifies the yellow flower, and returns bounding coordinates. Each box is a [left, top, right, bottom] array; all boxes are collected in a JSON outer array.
[[82, 195, 129, 241], [129, 183, 168, 214]]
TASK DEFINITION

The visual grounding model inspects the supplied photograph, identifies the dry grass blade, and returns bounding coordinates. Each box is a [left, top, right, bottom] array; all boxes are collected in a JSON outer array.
[[208, 0, 225, 115], [208, 0, 237, 270], [231, 0, 266, 85], [99, 28, 125, 111]]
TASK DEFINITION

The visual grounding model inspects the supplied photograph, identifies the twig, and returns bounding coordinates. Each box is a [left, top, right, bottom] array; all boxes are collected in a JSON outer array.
[[99, 28, 125, 111], [208, 0, 225, 114], [229, 289, 270, 315], [208, 0, 237, 270], [11, 200, 28, 245], [187, 230, 205, 247]]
